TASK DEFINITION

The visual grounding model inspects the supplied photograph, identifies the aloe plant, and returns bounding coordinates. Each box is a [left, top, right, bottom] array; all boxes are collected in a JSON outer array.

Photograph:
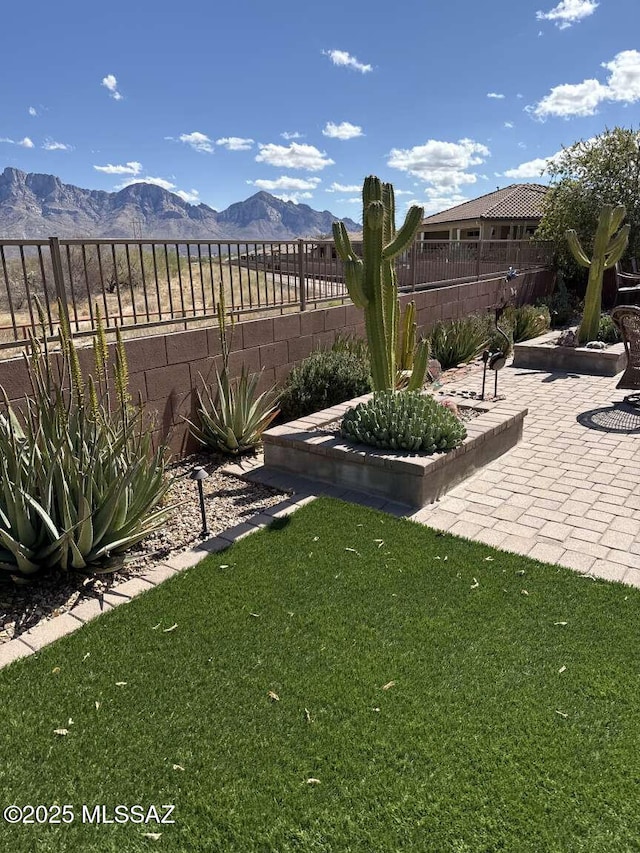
[[566, 204, 630, 344], [333, 177, 427, 391], [188, 286, 279, 454], [0, 302, 173, 581]]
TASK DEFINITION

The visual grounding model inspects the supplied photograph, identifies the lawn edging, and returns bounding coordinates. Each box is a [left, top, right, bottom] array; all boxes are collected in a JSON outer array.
[[0, 498, 308, 671]]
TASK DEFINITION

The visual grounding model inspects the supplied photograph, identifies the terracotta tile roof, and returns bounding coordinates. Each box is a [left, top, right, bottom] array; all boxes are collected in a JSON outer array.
[[421, 183, 549, 225]]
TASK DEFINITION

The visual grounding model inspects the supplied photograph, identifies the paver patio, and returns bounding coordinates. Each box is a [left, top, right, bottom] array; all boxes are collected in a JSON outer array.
[[416, 361, 640, 585], [247, 358, 640, 588]]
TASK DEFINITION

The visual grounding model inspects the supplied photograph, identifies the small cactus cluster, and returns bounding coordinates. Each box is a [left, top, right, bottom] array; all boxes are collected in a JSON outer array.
[[341, 391, 467, 453]]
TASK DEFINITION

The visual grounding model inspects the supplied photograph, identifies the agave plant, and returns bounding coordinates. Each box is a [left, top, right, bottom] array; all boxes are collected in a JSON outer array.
[[191, 367, 279, 455], [0, 302, 174, 582], [188, 286, 279, 455]]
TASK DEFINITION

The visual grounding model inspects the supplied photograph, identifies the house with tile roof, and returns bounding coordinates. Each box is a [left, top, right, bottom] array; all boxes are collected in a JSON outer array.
[[419, 183, 548, 242]]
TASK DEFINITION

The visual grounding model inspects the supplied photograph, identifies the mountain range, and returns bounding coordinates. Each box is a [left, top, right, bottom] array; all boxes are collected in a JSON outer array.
[[0, 167, 361, 241]]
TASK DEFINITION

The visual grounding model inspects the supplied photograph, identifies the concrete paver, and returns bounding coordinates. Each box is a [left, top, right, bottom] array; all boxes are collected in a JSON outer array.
[[411, 359, 640, 586]]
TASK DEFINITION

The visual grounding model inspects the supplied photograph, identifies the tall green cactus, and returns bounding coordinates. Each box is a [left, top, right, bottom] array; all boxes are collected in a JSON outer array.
[[566, 204, 630, 344], [333, 176, 426, 391]]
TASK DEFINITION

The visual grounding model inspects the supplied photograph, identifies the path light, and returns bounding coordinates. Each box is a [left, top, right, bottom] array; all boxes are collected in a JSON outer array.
[[190, 466, 209, 537]]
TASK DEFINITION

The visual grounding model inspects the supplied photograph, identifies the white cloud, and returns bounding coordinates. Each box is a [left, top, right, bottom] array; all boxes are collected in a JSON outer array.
[[178, 131, 213, 153], [115, 175, 202, 204], [504, 121, 514, 129], [273, 192, 313, 203], [28, 106, 37, 116], [281, 130, 303, 140], [215, 136, 254, 151], [249, 176, 321, 191], [388, 138, 490, 190], [94, 161, 142, 175], [326, 182, 362, 193], [117, 176, 176, 191], [175, 188, 200, 204], [487, 92, 505, 99], [421, 188, 470, 216], [322, 121, 363, 140], [531, 49, 640, 118], [101, 74, 123, 100], [532, 78, 608, 118], [255, 142, 334, 171], [603, 50, 640, 102], [501, 156, 554, 179], [0, 136, 34, 148], [536, 0, 598, 29], [42, 139, 72, 151], [322, 49, 372, 74]]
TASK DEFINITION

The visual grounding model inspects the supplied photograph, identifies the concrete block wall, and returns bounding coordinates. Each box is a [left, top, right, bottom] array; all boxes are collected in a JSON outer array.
[[0, 267, 554, 459]]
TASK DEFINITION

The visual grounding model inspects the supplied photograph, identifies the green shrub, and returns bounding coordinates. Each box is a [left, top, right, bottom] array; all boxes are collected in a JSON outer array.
[[341, 391, 466, 453], [429, 316, 490, 370], [278, 342, 371, 421], [0, 305, 173, 582], [597, 313, 621, 344]]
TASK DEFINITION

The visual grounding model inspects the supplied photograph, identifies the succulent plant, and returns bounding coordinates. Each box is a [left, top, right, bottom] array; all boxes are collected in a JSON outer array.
[[429, 316, 490, 370], [0, 301, 173, 582], [188, 285, 279, 455], [333, 177, 428, 392], [566, 204, 630, 344], [341, 391, 466, 453]]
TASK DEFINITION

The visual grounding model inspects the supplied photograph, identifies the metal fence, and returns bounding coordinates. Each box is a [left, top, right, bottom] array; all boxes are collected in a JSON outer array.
[[0, 236, 553, 353]]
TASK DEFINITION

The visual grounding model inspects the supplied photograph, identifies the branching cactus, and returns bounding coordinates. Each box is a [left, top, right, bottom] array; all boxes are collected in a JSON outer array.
[[333, 176, 425, 391], [566, 205, 630, 344]]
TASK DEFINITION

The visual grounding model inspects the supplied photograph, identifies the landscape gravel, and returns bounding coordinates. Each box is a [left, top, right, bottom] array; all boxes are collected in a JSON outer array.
[[0, 451, 289, 645]]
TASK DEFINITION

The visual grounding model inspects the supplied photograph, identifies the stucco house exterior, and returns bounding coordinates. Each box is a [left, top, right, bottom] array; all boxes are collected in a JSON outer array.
[[419, 183, 549, 242]]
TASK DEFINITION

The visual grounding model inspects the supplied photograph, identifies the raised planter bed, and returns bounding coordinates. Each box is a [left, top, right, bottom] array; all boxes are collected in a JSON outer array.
[[512, 330, 626, 376], [262, 394, 527, 508]]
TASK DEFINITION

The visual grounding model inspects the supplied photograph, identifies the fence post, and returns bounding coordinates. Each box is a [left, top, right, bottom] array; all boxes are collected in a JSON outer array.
[[298, 239, 306, 311], [411, 238, 418, 292], [49, 236, 71, 331], [476, 238, 483, 281]]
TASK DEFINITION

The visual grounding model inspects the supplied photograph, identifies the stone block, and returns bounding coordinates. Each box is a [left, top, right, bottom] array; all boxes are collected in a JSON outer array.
[[165, 328, 208, 365], [324, 305, 347, 330], [259, 341, 289, 370], [288, 335, 314, 363], [145, 363, 191, 401], [123, 336, 167, 370], [300, 310, 325, 336], [273, 313, 301, 341], [241, 318, 274, 349]]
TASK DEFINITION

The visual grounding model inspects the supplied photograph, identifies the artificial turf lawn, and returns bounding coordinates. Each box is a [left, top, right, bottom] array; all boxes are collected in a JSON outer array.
[[2, 497, 640, 852]]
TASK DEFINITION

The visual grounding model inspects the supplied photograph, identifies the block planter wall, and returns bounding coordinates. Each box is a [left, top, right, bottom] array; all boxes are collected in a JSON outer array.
[[263, 394, 528, 508], [0, 267, 552, 458]]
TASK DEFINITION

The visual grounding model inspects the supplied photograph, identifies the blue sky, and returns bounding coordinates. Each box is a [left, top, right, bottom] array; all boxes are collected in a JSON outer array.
[[1, 0, 639, 222]]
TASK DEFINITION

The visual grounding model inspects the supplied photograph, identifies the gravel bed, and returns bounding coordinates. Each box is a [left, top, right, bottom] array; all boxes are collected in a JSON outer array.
[[0, 451, 290, 645]]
